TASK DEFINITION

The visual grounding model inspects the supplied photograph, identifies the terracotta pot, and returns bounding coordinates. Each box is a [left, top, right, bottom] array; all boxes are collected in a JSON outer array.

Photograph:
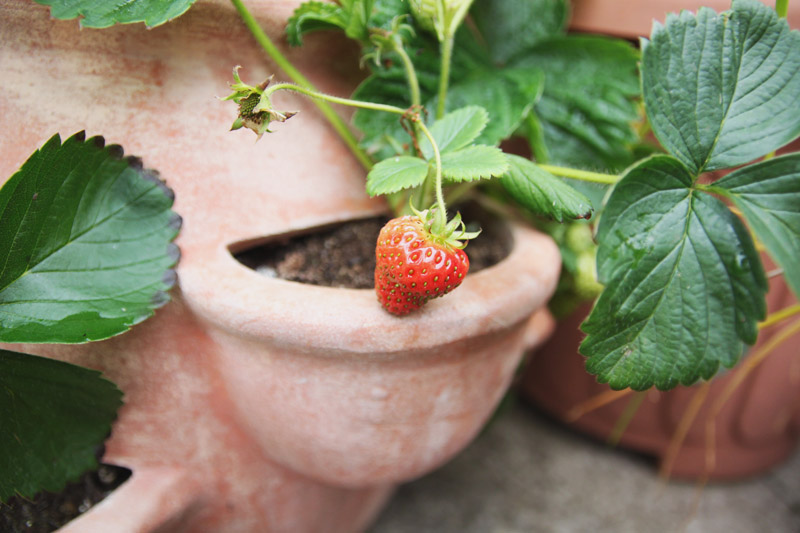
[[521, 255, 800, 480], [1, 0, 561, 530], [570, 0, 800, 39]]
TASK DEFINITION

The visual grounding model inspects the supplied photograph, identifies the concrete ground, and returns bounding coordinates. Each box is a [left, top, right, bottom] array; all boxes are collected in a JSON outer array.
[[369, 401, 800, 533]]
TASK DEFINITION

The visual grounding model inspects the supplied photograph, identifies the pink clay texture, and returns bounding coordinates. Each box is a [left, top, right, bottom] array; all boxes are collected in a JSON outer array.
[[570, 0, 798, 38], [1, 0, 560, 531]]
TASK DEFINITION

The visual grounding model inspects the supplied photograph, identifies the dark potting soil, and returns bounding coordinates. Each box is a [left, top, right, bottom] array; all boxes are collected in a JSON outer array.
[[0, 464, 132, 533], [234, 213, 512, 287]]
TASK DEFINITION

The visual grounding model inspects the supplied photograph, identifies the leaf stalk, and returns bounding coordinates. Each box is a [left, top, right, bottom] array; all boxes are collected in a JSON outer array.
[[392, 36, 422, 108], [416, 120, 447, 232], [538, 164, 621, 185], [264, 83, 407, 115], [759, 304, 800, 330], [776, 0, 789, 18], [436, 34, 455, 119]]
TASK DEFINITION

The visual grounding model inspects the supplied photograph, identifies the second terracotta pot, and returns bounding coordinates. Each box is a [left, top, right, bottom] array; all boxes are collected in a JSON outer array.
[[521, 262, 800, 480]]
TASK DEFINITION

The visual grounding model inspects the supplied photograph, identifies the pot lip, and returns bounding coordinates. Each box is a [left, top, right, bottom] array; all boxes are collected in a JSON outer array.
[[179, 220, 560, 354], [56, 466, 199, 533]]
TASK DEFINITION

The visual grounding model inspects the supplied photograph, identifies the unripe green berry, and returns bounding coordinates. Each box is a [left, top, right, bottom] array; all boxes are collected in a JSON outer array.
[[409, 0, 440, 34], [409, 0, 474, 40], [574, 250, 603, 300], [565, 223, 595, 254]]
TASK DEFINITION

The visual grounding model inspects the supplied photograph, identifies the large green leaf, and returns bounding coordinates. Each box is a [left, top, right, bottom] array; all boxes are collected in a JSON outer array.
[[440, 145, 508, 182], [581, 156, 768, 390], [713, 153, 800, 298], [0, 349, 122, 502], [366, 155, 429, 195], [470, 0, 568, 65], [511, 36, 641, 172], [501, 155, 593, 222], [642, 0, 800, 174], [33, 0, 197, 28], [0, 132, 180, 343]]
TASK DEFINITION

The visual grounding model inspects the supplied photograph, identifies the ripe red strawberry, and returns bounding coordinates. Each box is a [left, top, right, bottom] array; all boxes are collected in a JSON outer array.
[[375, 214, 471, 315]]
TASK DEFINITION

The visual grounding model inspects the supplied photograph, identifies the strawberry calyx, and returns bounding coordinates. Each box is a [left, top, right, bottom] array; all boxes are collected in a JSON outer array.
[[222, 67, 298, 138], [409, 204, 481, 251]]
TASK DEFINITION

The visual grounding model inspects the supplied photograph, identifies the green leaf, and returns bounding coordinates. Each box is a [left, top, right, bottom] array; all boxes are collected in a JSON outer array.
[[287, 0, 407, 46], [501, 154, 594, 222], [368, 0, 412, 29], [33, 0, 197, 28], [511, 36, 641, 172], [714, 154, 800, 298], [470, 0, 568, 65], [440, 145, 508, 182], [366, 155, 429, 196], [420, 106, 489, 158], [580, 156, 768, 390], [340, 0, 374, 41], [0, 132, 181, 344], [0, 349, 122, 502], [286, 1, 349, 46], [642, 0, 800, 173], [434, 67, 544, 147]]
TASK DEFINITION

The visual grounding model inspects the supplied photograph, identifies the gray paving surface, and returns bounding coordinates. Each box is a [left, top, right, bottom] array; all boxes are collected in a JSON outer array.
[[369, 401, 800, 533]]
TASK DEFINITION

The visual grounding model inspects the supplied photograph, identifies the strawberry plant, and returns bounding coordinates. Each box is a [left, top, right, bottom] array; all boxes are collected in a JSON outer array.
[[4, 0, 800, 512], [223, 0, 800, 390]]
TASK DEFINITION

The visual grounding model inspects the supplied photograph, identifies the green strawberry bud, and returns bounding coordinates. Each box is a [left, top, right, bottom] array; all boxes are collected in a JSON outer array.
[[409, 0, 474, 41]]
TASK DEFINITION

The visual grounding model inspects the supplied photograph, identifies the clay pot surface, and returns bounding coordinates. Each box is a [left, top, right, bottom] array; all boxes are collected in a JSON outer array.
[[522, 256, 800, 480], [570, 0, 800, 38], [1, 0, 561, 530]]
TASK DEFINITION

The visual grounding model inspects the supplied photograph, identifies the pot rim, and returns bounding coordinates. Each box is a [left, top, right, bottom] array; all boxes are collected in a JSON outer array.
[[56, 466, 199, 533], [179, 221, 560, 354]]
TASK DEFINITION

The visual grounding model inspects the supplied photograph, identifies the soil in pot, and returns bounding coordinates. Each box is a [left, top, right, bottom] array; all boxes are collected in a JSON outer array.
[[0, 463, 132, 533], [234, 213, 512, 288]]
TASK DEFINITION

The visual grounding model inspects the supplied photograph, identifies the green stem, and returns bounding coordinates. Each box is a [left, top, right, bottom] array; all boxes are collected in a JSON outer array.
[[776, 0, 789, 18], [443, 182, 477, 206], [417, 121, 447, 231], [415, 173, 435, 213], [759, 304, 800, 330], [538, 164, 620, 185], [436, 34, 454, 119], [265, 83, 407, 115], [388, 36, 424, 208], [230, 0, 374, 170], [392, 37, 421, 108]]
